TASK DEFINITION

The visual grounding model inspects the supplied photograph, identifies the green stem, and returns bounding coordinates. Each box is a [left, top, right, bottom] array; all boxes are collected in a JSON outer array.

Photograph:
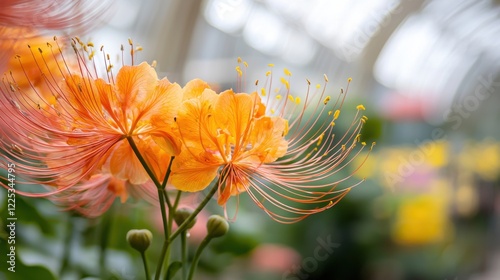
[[156, 240, 169, 280], [59, 213, 73, 277], [169, 182, 218, 242], [140, 251, 151, 280], [181, 232, 188, 280], [172, 190, 182, 210], [126, 136, 175, 280], [126, 136, 163, 190], [162, 156, 175, 189], [187, 236, 212, 280], [161, 156, 176, 210], [155, 182, 218, 279], [99, 205, 113, 279]]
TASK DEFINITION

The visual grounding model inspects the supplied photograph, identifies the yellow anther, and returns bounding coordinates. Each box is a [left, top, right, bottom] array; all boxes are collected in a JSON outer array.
[[362, 142, 366, 146], [280, 77, 290, 90], [88, 50, 95, 60], [268, 63, 274, 67], [243, 61, 248, 67], [347, 77, 352, 82], [306, 79, 311, 85], [323, 96, 331, 105], [341, 144, 346, 151], [328, 111, 333, 116], [362, 116, 368, 121], [136, 46, 143, 51], [235, 66, 242, 77], [356, 104, 366, 110], [270, 109, 275, 114], [295, 97, 301, 104], [317, 133, 324, 146], [107, 64, 113, 72], [330, 121, 335, 127], [275, 95, 282, 100], [128, 38, 133, 45], [284, 68, 291, 76], [237, 57, 242, 63], [261, 88, 266, 96], [265, 71, 271, 76], [288, 95, 294, 102], [323, 74, 329, 82], [151, 60, 157, 68], [316, 84, 321, 89], [333, 110, 340, 120], [87, 42, 94, 47]]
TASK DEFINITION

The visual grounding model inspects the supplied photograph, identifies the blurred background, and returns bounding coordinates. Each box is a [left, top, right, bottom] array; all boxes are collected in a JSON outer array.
[[1, 0, 500, 279]]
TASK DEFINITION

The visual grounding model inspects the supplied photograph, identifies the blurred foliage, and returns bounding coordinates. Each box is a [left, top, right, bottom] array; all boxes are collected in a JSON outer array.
[[0, 134, 499, 280]]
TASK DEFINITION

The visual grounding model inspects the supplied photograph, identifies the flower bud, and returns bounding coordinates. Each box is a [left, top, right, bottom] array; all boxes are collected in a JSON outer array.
[[206, 215, 229, 238], [174, 208, 197, 229], [126, 229, 153, 252]]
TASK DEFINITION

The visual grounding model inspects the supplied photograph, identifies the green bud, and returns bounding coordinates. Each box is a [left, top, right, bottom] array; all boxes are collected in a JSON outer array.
[[206, 215, 229, 238], [126, 229, 153, 252], [174, 208, 197, 229]]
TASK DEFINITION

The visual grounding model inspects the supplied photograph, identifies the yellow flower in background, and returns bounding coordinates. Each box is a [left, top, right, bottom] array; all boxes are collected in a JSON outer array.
[[171, 61, 374, 223], [392, 193, 453, 245], [391, 179, 453, 245], [462, 139, 500, 181]]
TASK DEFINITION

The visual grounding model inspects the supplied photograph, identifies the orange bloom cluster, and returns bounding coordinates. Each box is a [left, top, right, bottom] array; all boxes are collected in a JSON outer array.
[[1, 38, 182, 216], [0, 0, 113, 68], [172, 63, 374, 223], [0, 38, 373, 221]]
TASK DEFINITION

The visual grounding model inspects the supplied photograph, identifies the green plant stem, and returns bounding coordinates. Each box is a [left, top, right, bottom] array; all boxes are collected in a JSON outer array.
[[155, 182, 218, 279], [187, 236, 212, 280], [126, 136, 163, 191], [59, 214, 73, 277], [181, 231, 188, 280], [126, 136, 174, 280], [99, 205, 113, 279], [170, 182, 219, 242], [140, 251, 151, 280]]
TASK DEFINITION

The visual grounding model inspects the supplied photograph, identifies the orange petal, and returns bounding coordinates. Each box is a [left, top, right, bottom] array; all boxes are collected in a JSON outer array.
[[150, 130, 181, 155], [148, 79, 182, 128], [214, 89, 254, 150], [176, 88, 219, 146], [171, 153, 220, 192], [115, 62, 157, 110], [108, 140, 149, 184], [182, 78, 211, 101]]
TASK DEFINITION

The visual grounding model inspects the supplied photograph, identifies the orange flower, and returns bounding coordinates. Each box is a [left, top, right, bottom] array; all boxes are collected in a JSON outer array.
[[0, 38, 182, 199], [0, 0, 113, 66], [171, 64, 374, 223], [0, 0, 112, 30], [50, 174, 158, 217]]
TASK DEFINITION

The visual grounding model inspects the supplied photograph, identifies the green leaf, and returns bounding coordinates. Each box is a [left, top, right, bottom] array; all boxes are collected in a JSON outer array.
[[165, 261, 182, 280]]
